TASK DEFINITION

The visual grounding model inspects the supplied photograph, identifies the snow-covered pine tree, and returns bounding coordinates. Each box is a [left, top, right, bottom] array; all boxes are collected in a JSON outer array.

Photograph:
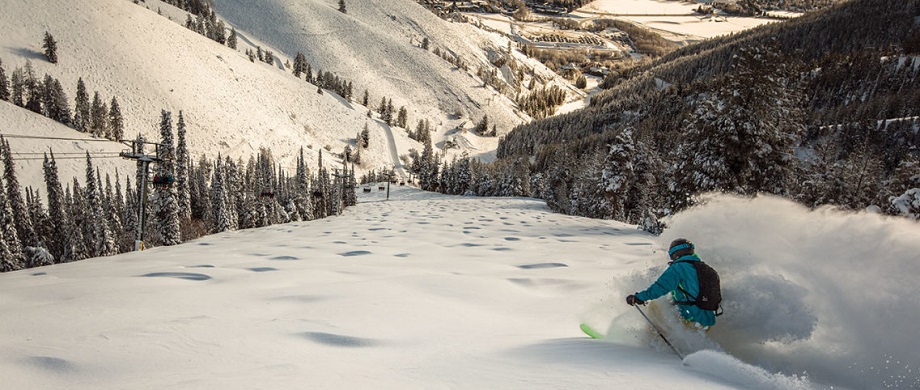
[[377, 97, 387, 118], [90, 92, 108, 139], [103, 172, 124, 251], [175, 111, 191, 221], [360, 123, 370, 148], [227, 27, 238, 49], [0, 226, 16, 272], [73, 78, 90, 132], [191, 155, 212, 222], [346, 165, 358, 207], [64, 181, 87, 261], [43, 151, 69, 262], [0, 173, 24, 272], [438, 160, 452, 194], [41, 75, 69, 126], [541, 146, 573, 215], [385, 99, 395, 126], [112, 174, 132, 252], [25, 188, 54, 267], [397, 107, 408, 129], [834, 148, 885, 209], [2, 137, 36, 248], [0, 58, 9, 101], [42, 31, 58, 64], [418, 135, 439, 191], [9, 66, 24, 107], [41, 74, 56, 119], [329, 169, 342, 216], [85, 153, 117, 257], [49, 79, 71, 125], [109, 97, 124, 141], [154, 110, 181, 245], [453, 157, 472, 195], [210, 156, 232, 233], [884, 155, 919, 215], [602, 129, 636, 221], [314, 151, 329, 219], [569, 155, 599, 217], [627, 140, 663, 225], [240, 158, 259, 229], [225, 156, 242, 231], [293, 52, 307, 79], [122, 175, 138, 251], [295, 147, 314, 221], [23, 62, 42, 114], [214, 20, 227, 45]]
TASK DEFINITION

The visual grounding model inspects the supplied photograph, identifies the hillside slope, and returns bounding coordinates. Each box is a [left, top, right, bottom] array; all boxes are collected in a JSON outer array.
[[0, 0, 419, 190], [215, 0, 572, 157]]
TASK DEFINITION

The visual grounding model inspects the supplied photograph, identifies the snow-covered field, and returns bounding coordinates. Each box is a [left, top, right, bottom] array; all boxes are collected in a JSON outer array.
[[573, 0, 789, 41], [2, 187, 917, 389], [581, 0, 702, 15], [462, 0, 786, 52]]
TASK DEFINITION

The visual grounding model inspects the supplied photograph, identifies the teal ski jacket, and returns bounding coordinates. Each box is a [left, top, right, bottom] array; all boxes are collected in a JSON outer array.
[[635, 254, 717, 327]]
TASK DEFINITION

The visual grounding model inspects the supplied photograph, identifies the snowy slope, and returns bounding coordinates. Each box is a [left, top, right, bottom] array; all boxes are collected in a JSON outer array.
[[0, 0, 418, 191], [214, 0, 553, 160], [3, 187, 918, 389]]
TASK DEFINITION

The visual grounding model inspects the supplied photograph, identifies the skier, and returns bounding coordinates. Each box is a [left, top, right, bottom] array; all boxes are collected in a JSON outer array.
[[625, 238, 717, 329]]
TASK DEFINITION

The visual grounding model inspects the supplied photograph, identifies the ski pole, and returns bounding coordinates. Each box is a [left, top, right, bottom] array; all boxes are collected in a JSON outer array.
[[635, 305, 685, 360]]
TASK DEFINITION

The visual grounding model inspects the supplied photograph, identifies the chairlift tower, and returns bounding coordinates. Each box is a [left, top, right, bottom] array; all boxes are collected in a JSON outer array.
[[119, 136, 162, 251], [332, 168, 353, 214]]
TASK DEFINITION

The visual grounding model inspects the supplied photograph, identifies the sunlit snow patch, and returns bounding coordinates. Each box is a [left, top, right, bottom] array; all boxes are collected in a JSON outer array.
[[683, 350, 811, 390]]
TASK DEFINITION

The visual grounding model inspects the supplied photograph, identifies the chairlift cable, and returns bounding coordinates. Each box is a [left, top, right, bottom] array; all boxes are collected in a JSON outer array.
[[0, 133, 122, 143]]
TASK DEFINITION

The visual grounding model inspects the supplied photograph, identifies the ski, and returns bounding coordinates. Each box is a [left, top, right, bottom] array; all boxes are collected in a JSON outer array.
[[579, 323, 604, 339]]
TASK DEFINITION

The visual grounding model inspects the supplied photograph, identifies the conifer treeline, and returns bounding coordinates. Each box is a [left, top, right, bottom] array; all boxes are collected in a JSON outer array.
[[0, 112, 357, 273]]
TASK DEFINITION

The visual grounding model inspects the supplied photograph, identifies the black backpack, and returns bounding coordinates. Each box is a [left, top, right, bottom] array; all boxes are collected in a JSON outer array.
[[675, 260, 723, 316]]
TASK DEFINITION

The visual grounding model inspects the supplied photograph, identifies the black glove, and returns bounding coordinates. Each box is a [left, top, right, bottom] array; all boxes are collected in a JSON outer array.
[[626, 294, 645, 306]]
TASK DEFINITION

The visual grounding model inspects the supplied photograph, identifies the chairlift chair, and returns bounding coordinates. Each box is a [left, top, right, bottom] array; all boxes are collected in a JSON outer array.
[[152, 174, 175, 189]]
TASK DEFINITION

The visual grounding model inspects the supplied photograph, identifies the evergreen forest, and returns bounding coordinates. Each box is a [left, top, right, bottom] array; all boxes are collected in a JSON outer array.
[[410, 0, 920, 229], [0, 111, 357, 272]]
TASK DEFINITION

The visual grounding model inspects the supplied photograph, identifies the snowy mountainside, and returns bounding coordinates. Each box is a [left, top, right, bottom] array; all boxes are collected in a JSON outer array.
[[215, 0, 578, 160], [0, 0, 416, 191]]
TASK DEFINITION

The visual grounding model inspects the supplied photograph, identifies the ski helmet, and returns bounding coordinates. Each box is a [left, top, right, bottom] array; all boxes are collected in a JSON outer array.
[[668, 238, 695, 261]]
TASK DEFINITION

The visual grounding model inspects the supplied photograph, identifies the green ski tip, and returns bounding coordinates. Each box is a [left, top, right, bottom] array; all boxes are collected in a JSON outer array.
[[580, 323, 604, 339]]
